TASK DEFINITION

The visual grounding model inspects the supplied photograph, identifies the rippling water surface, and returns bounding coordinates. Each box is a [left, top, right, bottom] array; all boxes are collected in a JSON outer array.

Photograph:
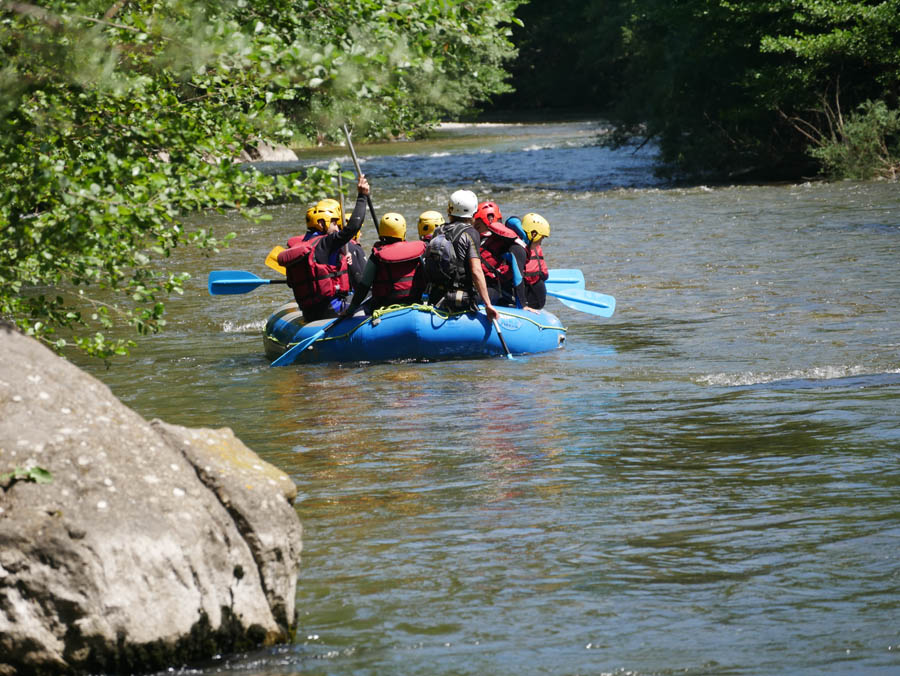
[[72, 122, 900, 675]]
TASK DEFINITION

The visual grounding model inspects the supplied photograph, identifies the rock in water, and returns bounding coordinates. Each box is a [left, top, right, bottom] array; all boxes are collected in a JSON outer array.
[[0, 323, 303, 675]]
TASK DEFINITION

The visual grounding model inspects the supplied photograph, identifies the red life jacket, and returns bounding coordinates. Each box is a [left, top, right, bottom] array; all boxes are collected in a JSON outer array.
[[277, 235, 350, 309], [370, 240, 426, 306], [524, 242, 548, 285], [480, 235, 513, 283]]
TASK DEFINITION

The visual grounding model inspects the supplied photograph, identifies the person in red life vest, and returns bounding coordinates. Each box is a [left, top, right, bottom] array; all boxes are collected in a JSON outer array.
[[277, 175, 370, 321], [341, 212, 426, 316], [507, 213, 551, 310], [476, 203, 533, 311], [417, 210, 444, 242], [316, 197, 368, 291], [421, 189, 499, 322]]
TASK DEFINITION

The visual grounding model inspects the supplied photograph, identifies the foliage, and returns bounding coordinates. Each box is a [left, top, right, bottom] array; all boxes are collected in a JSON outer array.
[[248, 0, 524, 140], [1, 1, 522, 359], [805, 99, 900, 179], [491, 0, 900, 179], [0, 465, 53, 487]]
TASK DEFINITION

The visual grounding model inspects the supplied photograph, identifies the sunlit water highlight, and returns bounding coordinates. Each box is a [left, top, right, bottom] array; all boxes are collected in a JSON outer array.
[[69, 121, 900, 675]]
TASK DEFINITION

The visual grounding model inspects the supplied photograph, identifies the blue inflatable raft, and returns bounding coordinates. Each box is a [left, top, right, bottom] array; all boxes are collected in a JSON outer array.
[[263, 302, 567, 364]]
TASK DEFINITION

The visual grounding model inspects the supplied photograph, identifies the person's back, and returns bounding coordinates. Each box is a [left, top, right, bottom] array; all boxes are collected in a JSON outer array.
[[518, 213, 551, 310], [419, 189, 498, 322], [480, 224, 527, 308], [342, 212, 426, 316], [277, 176, 370, 321], [423, 219, 480, 310]]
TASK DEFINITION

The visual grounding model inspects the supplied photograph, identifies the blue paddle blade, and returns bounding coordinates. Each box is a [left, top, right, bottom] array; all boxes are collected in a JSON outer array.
[[547, 287, 616, 317], [546, 269, 585, 290], [270, 317, 340, 367], [208, 270, 273, 295]]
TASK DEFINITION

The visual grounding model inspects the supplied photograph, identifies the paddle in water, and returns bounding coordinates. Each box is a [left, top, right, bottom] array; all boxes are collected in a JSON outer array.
[[491, 316, 515, 360], [270, 318, 339, 367]]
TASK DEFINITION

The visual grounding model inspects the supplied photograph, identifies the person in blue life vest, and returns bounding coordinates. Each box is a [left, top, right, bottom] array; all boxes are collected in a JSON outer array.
[[422, 189, 499, 322], [276, 175, 370, 321], [417, 210, 445, 242], [316, 197, 368, 291], [506, 213, 550, 310], [474, 202, 538, 313], [341, 212, 426, 316]]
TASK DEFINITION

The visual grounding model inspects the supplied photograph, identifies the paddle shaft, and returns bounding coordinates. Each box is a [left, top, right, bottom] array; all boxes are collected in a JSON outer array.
[[491, 318, 515, 360], [342, 124, 378, 226]]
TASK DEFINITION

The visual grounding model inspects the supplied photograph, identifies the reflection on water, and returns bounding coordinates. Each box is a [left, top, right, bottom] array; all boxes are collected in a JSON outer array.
[[67, 121, 900, 675]]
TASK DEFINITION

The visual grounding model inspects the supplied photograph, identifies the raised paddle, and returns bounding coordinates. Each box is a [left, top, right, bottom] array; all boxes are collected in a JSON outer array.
[[265, 246, 286, 276], [342, 124, 378, 227], [208, 270, 286, 295], [547, 287, 616, 317], [270, 318, 339, 367]]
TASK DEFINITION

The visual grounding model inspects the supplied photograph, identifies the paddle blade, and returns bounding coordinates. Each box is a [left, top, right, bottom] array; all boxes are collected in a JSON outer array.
[[265, 246, 286, 276], [270, 317, 339, 367], [209, 270, 274, 295], [548, 288, 616, 317], [546, 269, 585, 290]]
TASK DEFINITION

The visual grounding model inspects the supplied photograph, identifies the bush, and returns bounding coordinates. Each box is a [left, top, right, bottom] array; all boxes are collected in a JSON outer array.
[[810, 100, 900, 180]]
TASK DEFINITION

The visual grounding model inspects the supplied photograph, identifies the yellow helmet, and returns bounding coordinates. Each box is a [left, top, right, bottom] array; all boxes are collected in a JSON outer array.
[[378, 212, 407, 240], [305, 206, 318, 230], [316, 198, 344, 227], [309, 206, 340, 233], [417, 210, 445, 239], [522, 212, 550, 240]]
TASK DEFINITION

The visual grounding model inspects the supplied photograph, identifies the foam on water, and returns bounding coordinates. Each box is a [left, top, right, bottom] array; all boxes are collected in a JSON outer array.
[[697, 365, 900, 387], [222, 319, 266, 333]]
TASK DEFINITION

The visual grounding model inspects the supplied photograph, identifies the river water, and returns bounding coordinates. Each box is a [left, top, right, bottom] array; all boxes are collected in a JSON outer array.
[[72, 122, 900, 675]]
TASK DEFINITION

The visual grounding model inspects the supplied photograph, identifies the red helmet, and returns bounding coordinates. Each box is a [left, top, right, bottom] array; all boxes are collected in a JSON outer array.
[[473, 201, 502, 228]]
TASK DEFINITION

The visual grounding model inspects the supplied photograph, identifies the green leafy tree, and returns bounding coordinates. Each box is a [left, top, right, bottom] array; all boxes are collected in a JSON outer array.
[[1, 0, 522, 359], [491, 0, 900, 179]]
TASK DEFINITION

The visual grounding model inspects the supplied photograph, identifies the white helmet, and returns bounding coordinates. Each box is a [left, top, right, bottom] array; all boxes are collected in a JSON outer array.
[[448, 189, 478, 219]]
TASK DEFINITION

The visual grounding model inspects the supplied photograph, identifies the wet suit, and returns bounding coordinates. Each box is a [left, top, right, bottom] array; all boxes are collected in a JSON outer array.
[[291, 192, 368, 321]]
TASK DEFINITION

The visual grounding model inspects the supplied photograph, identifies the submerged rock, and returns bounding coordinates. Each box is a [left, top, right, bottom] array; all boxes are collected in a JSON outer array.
[[0, 324, 302, 675]]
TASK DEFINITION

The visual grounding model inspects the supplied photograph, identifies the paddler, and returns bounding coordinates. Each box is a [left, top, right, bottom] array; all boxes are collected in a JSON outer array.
[[507, 213, 551, 310], [277, 175, 370, 321], [474, 202, 534, 311], [341, 212, 426, 316], [316, 197, 368, 291]]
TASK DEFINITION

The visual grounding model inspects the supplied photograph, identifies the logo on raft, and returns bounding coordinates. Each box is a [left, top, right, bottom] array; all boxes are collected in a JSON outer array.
[[498, 316, 522, 331]]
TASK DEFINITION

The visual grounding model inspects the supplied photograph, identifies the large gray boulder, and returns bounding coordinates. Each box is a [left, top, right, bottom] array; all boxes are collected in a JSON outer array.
[[0, 324, 303, 675]]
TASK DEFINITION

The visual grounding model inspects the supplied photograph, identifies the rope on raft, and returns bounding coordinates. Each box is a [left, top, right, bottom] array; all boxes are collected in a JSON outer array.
[[271, 303, 566, 350]]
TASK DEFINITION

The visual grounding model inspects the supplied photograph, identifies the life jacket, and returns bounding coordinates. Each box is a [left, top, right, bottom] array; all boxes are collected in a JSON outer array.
[[422, 222, 471, 291], [524, 242, 548, 286], [370, 240, 426, 306], [480, 235, 512, 285], [480, 221, 525, 285], [277, 234, 349, 309]]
